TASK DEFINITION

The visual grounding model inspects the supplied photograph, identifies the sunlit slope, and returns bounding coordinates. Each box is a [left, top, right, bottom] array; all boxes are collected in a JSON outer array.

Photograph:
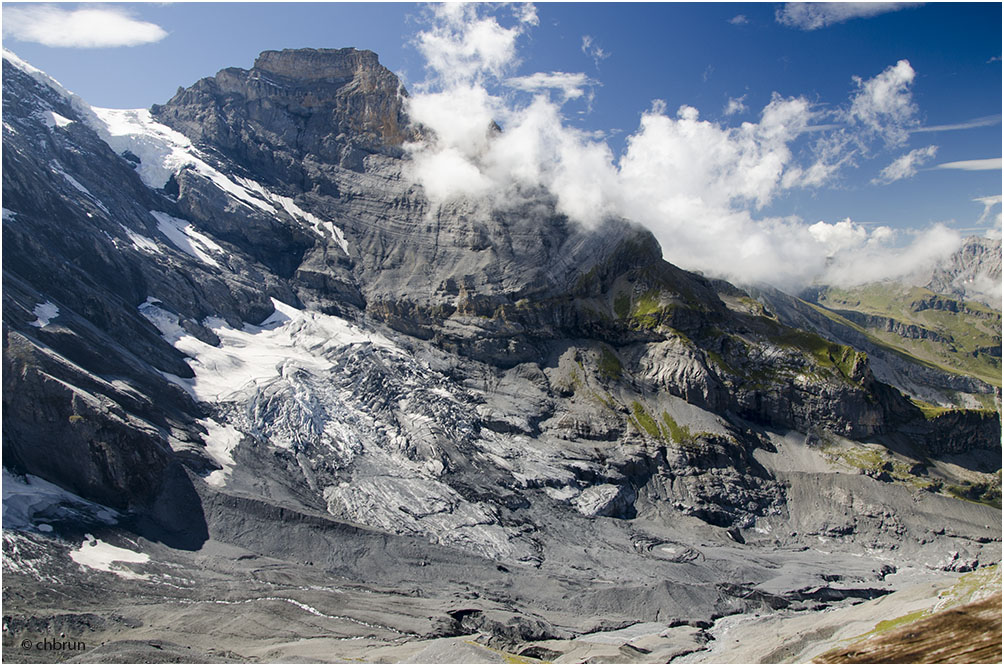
[[808, 283, 1002, 390]]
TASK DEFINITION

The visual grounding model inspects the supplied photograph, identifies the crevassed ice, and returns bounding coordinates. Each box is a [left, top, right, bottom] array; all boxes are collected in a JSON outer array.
[[138, 297, 396, 403]]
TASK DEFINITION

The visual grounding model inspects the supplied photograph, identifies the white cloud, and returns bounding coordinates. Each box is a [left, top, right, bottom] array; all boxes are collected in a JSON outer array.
[[729, 15, 750, 25], [403, 6, 958, 291], [849, 59, 918, 146], [2, 5, 167, 48], [776, 2, 924, 30], [413, 3, 531, 88], [818, 224, 962, 286], [581, 35, 609, 67], [506, 72, 598, 102], [937, 158, 1002, 171], [872, 145, 938, 184], [912, 114, 1001, 133], [515, 3, 539, 27], [723, 95, 748, 116], [974, 195, 1002, 239]]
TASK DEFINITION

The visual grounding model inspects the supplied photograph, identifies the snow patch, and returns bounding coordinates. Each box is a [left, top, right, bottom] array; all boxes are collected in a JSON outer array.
[[47, 160, 109, 214], [234, 177, 349, 254], [200, 419, 243, 487], [2, 49, 99, 126], [89, 107, 198, 189], [151, 210, 224, 267], [29, 301, 59, 328], [91, 108, 276, 216], [39, 110, 73, 128], [120, 224, 161, 254], [70, 535, 149, 580], [139, 298, 396, 403], [2, 468, 118, 530]]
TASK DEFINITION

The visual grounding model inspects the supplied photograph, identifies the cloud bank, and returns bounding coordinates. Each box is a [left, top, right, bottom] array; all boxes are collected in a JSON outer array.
[[403, 4, 965, 292], [776, 2, 924, 31], [2, 5, 167, 48]]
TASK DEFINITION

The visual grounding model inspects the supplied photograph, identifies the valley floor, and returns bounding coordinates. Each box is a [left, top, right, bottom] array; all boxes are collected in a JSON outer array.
[[2, 526, 1000, 664]]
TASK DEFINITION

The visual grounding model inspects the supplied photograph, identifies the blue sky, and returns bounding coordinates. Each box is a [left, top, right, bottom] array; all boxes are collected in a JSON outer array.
[[3, 2, 1001, 287]]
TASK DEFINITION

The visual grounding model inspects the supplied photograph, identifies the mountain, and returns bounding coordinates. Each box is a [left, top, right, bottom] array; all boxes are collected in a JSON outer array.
[[3, 48, 1001, 663], [926, 235, 1002, 309]]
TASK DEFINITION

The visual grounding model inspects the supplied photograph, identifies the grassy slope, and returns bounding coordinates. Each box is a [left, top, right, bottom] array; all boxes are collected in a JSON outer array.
[[811, 284, 1002, 388]]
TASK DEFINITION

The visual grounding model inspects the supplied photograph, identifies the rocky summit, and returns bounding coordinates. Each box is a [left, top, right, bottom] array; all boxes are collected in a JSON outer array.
[[2, 48, 1001, 663]]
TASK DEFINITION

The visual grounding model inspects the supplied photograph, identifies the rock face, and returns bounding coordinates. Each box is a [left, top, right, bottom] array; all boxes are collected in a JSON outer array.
[[152, 48, 410, 178], [926, 236, 1002, 309], [2, 48, 1000, 661]]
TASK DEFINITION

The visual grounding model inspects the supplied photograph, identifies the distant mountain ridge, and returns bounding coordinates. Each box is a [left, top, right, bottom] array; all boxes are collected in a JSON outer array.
[[926, 235, 1002, 309]]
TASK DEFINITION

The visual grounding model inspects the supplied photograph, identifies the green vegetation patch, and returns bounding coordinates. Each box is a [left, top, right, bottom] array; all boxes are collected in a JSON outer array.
[[772, 327, 864, 382], [631, 290, 663, 317], [938, 563, 1002, 607], [945, 475, 1002, 509], [872, 608, 929, 635], [630, 401, 662, 439], [909, 398, 954, 419], [814, 284, 1002, 388], [823, 444, 931, 489], [613, 291, 631, 319], [661, 411, 695, 446], [598, 346, 622, 380]]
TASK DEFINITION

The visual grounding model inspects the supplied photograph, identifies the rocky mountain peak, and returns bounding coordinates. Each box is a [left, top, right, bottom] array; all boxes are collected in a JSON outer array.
[[927, 235, 1002, 308], [252, 47, 383, 83], [151, 47, 410, 179]]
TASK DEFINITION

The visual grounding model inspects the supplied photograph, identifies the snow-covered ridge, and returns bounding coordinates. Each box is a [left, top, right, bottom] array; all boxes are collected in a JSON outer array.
[[2, 49, 98, 126], [4, 50, 349, 255], [91, 107, 350, 253]]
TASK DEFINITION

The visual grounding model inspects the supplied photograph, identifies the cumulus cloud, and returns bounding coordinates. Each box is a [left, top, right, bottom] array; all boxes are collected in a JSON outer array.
[[412, 3, 535, 88], [2, 5, 167, 48], [729, 15, 750, 25], [506, 72, 598, 102], [403, 4, 956, 291], [848, 59, 918, 146], [872, 145, 938, 184], [937, 158, 1002, 171], [776, 2, 924, 31]]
